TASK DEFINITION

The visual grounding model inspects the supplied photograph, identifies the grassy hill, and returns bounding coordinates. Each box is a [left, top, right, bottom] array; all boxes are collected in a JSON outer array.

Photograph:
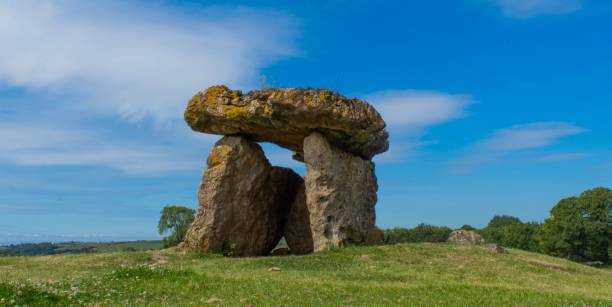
[[1, 243, 611, 306]]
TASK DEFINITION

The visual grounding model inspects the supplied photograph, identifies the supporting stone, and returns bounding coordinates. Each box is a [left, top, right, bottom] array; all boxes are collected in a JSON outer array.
[[284, 183, 314, 254], [303, 132, 378, 252], [182, 136, 298, 257]]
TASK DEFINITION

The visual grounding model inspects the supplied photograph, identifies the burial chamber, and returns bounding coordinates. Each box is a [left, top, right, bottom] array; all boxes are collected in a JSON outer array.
[[180, 86, 389, 256]]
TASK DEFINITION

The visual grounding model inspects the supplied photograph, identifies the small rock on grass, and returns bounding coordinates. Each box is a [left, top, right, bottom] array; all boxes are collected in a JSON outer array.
[[483, 243, 506, 254], [268, 267, 282, 272], [207, 297, 223, 304], [360, 255, 371, 261]]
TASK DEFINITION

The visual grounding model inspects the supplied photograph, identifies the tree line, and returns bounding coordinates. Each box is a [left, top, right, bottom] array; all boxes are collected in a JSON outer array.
[[383, 187, 612, 265], [159, 187, 611, 264]]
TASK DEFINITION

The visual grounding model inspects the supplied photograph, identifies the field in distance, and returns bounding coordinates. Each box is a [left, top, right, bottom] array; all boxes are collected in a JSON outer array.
[[0, 240, 162, 256], [1, 243, 611, 306]]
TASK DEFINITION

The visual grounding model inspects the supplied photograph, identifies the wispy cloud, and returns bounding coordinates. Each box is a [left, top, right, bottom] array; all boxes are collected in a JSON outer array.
[[367, 90, 474, 163], [451, 122, 587, 172], [536, 152, 590, 162], [479, 122, 586, 150], [0, 0, 298, 122], [494, 0, 582, 18], [0, 1, 299, 175], [0, 121, 213, 175], [368, 90, 473, 131]]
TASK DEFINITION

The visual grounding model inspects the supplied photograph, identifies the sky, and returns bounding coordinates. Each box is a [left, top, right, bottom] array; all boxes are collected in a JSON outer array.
[[0, 0, 611, 244]]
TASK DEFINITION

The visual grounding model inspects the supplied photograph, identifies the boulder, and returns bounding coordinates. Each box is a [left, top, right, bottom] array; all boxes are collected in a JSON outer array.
[[303, 132, 378, 252], [365, 227, 385, 245], [447, 230, 485, 245], [182, 136, 297, 256], [185, 86, 389, 159], [483, 243, 507, 254]]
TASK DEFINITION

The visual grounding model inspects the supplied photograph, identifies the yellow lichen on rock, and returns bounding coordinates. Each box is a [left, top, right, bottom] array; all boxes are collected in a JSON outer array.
[[262, 104, 273, 116], [205, 85, 241, 107], [224, 105, 248, 119], [207, 145, 232, 167], [184, 85, 389, 159]]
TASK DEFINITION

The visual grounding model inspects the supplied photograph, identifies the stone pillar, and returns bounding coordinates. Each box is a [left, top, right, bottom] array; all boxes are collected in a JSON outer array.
[[182, 136, 300, 257], [283, 183, 314, 254], [303, 132, 378, 252]]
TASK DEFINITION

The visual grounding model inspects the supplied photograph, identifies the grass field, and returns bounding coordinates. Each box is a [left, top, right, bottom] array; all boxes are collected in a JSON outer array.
[[1, 243, 611, 306]]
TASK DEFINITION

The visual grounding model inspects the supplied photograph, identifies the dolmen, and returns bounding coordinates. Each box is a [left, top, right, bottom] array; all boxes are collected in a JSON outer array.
[[181, 86, 389, 256]]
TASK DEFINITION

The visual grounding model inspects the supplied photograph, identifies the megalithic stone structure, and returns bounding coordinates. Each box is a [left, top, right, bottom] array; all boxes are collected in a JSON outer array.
[[181, 86, 389, 256]]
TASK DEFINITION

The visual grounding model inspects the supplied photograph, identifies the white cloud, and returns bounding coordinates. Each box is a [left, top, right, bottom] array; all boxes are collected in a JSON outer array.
[[366, 90, 474, 163], [367, 90, 473, 130], [0, 1, 299, 175], [451, 121, 587, 172], [480, 122, 586, 150], [0, 121, 213, 175], [536, 152, 590, 162], [495, 0, 582, 18], [0, 0, 298, 122]]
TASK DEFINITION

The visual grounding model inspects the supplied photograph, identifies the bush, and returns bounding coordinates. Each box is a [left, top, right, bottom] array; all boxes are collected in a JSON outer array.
[[384, 224, 452, 244]]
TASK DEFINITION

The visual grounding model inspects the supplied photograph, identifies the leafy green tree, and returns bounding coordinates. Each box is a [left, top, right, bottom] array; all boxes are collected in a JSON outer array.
[[480, 215, 540, 252], [158, 205, 196, 248], [459, 224, 476, 231], [480, 215, 521, 245], [501, 222, 540, 252], [538, 187, 612, 263]]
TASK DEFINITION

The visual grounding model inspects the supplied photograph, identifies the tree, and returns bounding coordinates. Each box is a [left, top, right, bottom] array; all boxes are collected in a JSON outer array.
[[480, 215, 521, 245], [487, 215, 521, 228], [501, 222, 540, 252], [158, 205, 196, 248], [459, 224, 476, 231], [480, 215, 540, 252], [538, 187, 612, 263]]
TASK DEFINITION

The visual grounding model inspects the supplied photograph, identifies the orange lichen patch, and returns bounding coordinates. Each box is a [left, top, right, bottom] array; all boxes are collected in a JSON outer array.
[[204, 85, 241, 107], [205, 85, 230, 107], [207, 145, 232, 167], [184, 94, 204, 125]]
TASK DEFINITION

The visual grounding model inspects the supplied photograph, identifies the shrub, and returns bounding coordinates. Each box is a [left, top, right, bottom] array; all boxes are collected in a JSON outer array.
[[384, 224, 452, 244]]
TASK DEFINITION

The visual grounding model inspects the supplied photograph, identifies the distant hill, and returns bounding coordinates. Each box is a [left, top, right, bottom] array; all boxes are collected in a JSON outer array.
[[0, 240, 162, 256], [0, 243, 611, 306]]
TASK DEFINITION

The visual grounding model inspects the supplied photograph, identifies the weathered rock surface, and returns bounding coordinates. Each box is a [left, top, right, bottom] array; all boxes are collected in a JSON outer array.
[[182, 136, 299, 257], [447, 230, 485, 245], [304, 132, 378, 252], [365, 227, 385, 245], [483, 243, 506, 254], [185, 85, 389, 159], [283, 183, 314, 254]]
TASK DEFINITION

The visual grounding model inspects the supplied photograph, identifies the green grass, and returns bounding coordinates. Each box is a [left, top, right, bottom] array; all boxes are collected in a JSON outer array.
[[1, 243, 611, 306]]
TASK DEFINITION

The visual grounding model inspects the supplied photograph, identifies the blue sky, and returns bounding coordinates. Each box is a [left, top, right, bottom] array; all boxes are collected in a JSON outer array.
[[0, 0, 610, 244]]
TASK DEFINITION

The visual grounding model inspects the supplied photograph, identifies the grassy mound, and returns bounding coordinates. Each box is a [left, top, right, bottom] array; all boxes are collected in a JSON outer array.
[[0, 243, 611, 306]]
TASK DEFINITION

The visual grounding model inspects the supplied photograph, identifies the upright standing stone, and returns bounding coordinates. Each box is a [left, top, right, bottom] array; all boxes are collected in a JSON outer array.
[[283, 183, 314, 254], [182, 136, 289, 256], [303, 133, 378, 252]]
